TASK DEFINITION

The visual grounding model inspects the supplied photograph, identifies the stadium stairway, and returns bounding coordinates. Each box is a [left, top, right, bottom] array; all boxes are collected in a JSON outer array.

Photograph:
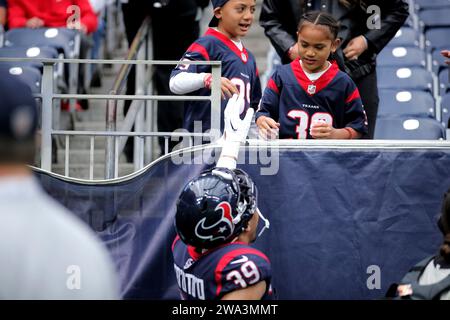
[[52, 0, 270, 180]]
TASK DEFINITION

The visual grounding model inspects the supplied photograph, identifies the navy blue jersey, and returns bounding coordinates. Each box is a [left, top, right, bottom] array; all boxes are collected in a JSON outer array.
[[171, 28, 262, 133], [172, 236, 273, 300], [256, 60, 368, 139]]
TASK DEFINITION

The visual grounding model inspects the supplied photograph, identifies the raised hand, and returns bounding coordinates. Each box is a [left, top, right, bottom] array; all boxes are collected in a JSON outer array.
[[224, 94, 254, 142]]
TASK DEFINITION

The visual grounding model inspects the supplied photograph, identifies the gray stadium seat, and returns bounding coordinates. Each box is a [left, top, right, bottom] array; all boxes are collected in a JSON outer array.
[[431, 50, 449, 74], [5, 66, 41, 94], [0, 46, 59, 70], [378, 90, 435, 118], [425, 28, 450, 53], [4, 28, 79, 58], [414, 0, 450, 11], [377, 67, 433, 92], [439, 69, 450, 95], [377, 46, 426, 68], [386, 27, 419, 48], [419, 8, 450, 30], [374, 116, 445, 140], [440, 93, 450, 127]]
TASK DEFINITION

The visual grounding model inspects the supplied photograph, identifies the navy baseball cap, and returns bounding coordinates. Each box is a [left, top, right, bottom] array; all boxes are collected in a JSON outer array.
[[209, 0, 230, 27], [0, 66, 37, 143]]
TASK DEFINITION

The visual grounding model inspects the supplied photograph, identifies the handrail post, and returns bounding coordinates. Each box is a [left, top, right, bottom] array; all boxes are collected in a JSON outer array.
[[134, 41, 146, 171], [41, 62, 55, 171], [210, 63, 222, 141], [105, 91, 117, 179]]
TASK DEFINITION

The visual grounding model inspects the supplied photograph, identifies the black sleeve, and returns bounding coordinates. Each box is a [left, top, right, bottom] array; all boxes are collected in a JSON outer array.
[[259, 0, 297, 63], [364, 0, 409, 54], [196, 0, 209, 9]]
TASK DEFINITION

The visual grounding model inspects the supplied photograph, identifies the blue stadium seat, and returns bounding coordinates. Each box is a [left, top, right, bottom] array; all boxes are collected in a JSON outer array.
[[378, 90, 435, 118], [374, 117, 445, 140], [386, 27, 419, 48], [439, 69, 450, 95], [419, 8, 450, 30], [414, 0, 450, 11], [0, 46, 59, 70], [440, 93, 450, 127], [4, 28, 79, 58], [377, 67, 433, 92], [377, 47, 426, 68], [431, 50, 449, 74], [425, 28, 450, 52], [5, 66, 41, 93]]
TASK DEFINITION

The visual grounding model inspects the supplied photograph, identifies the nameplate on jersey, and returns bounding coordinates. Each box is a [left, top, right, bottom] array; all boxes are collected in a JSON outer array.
[[174, 264, 205, 300]]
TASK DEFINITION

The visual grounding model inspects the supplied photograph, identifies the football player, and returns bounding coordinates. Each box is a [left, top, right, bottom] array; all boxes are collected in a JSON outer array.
[[172, 94, 272, 300]]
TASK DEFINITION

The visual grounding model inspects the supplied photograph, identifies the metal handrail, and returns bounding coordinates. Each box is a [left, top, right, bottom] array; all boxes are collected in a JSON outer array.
[[0, 56, 222, 180], [105, 17, 152, 178]]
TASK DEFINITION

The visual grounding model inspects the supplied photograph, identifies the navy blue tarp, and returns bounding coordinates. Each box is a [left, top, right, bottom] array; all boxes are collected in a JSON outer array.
[[35, 147, 450, 299]]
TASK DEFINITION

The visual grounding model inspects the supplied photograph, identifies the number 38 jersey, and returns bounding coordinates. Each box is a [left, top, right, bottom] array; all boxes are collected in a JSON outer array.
[[171, 28, 261, 133], [172, 236, 273, 300], [256, 60, 368, 139]]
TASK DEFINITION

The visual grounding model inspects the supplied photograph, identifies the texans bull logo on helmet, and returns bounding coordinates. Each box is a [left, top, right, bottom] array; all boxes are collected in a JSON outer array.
[[194, 201, 235, 243]]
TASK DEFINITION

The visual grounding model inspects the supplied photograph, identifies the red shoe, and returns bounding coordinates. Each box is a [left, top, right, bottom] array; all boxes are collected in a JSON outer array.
[[61, 100, 83, 111]]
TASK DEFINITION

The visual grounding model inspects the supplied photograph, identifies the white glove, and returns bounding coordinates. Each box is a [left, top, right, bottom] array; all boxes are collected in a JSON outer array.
[[223, 94, 254, 143], [217, 94, 254, 170]]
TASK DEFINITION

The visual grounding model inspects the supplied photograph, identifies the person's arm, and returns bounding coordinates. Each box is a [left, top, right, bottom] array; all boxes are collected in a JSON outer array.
[[363, 0, 409, 54], [216, 94, 254, 170], [310, 123, 361, 139], [255, 73, 281, 140], [7, 0, 28, 28], [169, 72, 209, 95], [170, 71, 238, 99], [169, 40, 238, 98], [259, 0, 297, 62], [221, 281, 267, 300]]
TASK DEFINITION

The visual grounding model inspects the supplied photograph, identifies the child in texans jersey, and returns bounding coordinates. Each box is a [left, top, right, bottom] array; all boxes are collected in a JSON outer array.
[[256, 11, 368, 140], [170, 0, 261, 134]]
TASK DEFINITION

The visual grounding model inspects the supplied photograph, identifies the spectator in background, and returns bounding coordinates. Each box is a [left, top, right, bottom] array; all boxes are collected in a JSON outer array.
[[121, 0, 209, 160], [7, 0, 97, 34], [0, 0, 6, 27], [0, 66, 119, 299], [89, 0, 106, 87], [7, 0, 98, 110], [259, 0, 409, 139]]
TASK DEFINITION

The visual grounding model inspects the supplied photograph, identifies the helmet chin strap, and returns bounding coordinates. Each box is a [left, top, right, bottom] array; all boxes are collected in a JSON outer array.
[[256, 207, 270, 238]]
